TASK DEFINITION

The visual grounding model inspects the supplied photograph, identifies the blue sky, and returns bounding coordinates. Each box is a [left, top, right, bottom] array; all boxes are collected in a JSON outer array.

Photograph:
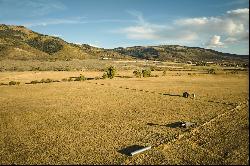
[[0, 0, 249, 54]]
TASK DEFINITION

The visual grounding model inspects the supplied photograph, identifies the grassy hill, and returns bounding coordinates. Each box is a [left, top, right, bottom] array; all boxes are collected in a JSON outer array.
[[0, 24, 126, 60], [0, 24, 248, 66]]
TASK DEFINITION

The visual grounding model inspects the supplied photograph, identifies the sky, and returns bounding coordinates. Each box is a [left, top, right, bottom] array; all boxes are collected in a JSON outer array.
[[0, 0, 249, 55]]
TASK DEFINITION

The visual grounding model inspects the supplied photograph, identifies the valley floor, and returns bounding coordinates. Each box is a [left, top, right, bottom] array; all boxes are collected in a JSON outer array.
[[0, 71, 248, 164]]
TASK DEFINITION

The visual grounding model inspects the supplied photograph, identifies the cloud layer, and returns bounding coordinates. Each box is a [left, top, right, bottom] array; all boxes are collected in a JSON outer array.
[[117, 8, 249, 50]]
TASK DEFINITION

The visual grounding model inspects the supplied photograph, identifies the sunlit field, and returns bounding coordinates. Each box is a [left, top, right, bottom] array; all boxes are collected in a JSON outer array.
[[0, 69, 248, 164]]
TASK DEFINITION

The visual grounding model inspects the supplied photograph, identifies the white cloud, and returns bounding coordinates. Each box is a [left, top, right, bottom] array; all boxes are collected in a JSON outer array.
[[227, 8, 249, 15], [205, 35, 224, 48], [116, 10, 196, 41], [175, 17, 210, 25], [224, 37, 239, 43], [116, 8, 249, 52], [175, 8, 248, 38]]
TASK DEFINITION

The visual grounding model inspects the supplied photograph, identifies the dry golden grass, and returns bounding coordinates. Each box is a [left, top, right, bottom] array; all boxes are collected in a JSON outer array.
[[0, 71, 248, 164]]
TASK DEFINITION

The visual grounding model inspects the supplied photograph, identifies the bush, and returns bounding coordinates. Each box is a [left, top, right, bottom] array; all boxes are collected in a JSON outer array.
[[62, 78, 68, 82], [41, 78, 53, 83], [142, 69, 151, 77], [68, 77, 74, 82], [150, 66, 156, 71], [102, 73, 108, 79], [0, 83, 8, 86], [207, 68, 216, 74], [231, 70, 239, 74], [9, 81, 20, 85], [94, 76, 100, 80], [162, 70, 167, 76], [106, 66, 116, 79], [133, 69, 142, 78], [74, 74, 86, 81], [30, 80, 40, 84]]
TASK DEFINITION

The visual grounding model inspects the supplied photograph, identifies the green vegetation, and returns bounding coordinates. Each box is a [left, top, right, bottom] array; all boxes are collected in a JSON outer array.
[[207, 68, 216, 74], [74, 74, 86, 81], [133, 69, 152, 78], [61, 78, 68, 82], [102, 72, 108, 79], [133, 69, 142, 78], [28, 78, 59, 84], [0, 83, 8, 86], [105, 66, 116, 79], [94, 76, 101, 80], [8, 81, 20, 85], [27, 37, 63, 54], [162, 70, 167, 76], [142, 69, 151, 77], [30, 80, 40, 84], [40, 78, 54, 83], [0, 24, 248, 65]]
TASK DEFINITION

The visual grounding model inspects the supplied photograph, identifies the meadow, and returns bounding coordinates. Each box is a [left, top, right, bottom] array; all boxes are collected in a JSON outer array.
[[0, 60, 248, 164]]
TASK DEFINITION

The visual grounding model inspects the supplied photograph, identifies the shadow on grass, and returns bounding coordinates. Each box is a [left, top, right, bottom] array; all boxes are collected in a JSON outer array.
[[118, 145, 145, 156], [147, 122, 183, 128], [163, 93, 182, 97], [115, 75, 133, 78]]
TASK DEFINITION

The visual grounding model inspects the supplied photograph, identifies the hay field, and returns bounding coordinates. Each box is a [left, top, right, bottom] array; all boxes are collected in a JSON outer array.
[[0, 70, 248, 164]]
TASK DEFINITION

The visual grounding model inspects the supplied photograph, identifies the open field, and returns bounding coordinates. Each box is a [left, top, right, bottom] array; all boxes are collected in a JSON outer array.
[[0, 69, 249, 164]]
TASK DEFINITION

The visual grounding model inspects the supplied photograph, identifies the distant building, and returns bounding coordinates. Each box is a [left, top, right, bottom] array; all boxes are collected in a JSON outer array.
[[101, 57, 111, 60]]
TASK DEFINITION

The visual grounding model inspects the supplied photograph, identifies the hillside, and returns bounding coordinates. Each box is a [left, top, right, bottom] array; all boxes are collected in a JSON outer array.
[[112, 45, 249, 65], [0, 24, 126, 60], [0, 24, 248, 65]]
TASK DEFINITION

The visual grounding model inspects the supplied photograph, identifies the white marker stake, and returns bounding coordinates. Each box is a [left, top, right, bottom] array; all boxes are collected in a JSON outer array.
[[130, 146, 151, 156]]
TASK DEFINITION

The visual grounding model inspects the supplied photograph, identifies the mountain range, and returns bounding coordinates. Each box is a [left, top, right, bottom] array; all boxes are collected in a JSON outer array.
[[0, 24, 248, 65]]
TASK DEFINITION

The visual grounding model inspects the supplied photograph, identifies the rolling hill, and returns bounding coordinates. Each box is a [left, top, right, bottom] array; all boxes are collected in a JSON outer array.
[[0, 24, 126, 61], [0, 24, 248, 65], [112, 45, 249, 64]]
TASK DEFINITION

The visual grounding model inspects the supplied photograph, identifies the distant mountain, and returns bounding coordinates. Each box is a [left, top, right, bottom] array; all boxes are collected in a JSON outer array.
[[0, 24, 126, 60], [0, 24, 248, 65], [112, 45, 248, 64]]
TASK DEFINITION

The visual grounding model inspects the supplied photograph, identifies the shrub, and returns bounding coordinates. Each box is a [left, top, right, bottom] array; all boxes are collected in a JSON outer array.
[[133, 69, 142, 78], [62, 78, 68, 82], [30, 80, 40, 84], [74, 74, 86, 81], [9, 81, 20, 85], [150, 66, 156, 71], [68, 77, 74, 82], [207, 68, 216, 74], [142, 69, 151, 77], [162, 70, 167, 76], [0, 83, 8, 86], [231, 70, 239, 74], [94, 76, 100, 80], [102, 73, 108, 79], [106, 66, 116, 79], [41, 78, 53, 83]]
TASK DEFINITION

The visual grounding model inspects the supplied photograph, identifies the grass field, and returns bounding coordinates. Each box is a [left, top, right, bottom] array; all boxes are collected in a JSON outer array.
[[0, 69, 248, 164]]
